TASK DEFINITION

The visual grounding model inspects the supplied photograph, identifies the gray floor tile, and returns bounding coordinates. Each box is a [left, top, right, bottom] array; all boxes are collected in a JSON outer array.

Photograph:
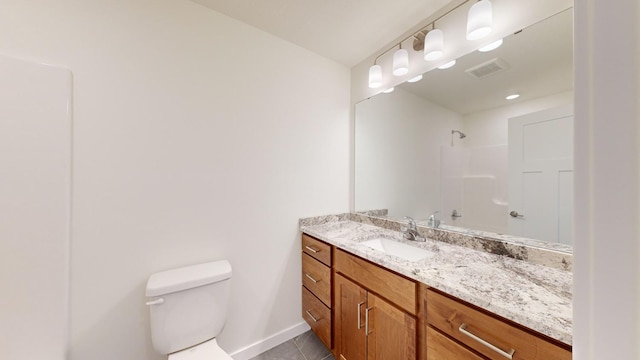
[[293, 330, 312, 349], [249, 339, 305, 360], [249, 330, 333, 360], [296, 331, 331, 360]]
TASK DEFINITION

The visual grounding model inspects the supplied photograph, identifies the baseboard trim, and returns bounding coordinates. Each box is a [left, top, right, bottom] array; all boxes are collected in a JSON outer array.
[[230, 322, 311, 360]]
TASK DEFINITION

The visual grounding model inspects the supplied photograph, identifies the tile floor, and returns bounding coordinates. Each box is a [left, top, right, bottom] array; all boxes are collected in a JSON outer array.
[[249, 330, 334, 360]]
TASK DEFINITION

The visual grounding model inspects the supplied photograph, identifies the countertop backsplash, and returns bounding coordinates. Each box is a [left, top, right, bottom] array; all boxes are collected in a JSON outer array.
[[301, 212, 572, 272]]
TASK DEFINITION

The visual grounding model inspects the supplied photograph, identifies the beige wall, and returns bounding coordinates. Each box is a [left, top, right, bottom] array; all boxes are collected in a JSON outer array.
[[0, 1, 350, 359]]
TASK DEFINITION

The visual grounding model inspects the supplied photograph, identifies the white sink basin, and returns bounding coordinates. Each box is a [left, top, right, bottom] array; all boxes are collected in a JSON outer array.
[[360, 238, 434, 262]]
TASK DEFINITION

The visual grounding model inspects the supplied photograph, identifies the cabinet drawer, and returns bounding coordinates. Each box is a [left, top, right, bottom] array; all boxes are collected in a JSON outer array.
[[427, 326, 485, 360], [302, 286, 332, 349], [427, 289, 571, 360], [335, 248, 416, 315], [302, 233, 331, 266], [302, 253, 331, 307]]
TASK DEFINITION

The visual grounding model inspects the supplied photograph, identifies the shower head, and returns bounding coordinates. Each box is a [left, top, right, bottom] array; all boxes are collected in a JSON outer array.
[[452, 130, 466, 139]]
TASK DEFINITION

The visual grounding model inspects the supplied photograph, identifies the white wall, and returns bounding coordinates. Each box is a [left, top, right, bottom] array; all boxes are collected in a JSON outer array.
[[574, 1, 640, 358], [0, 56, 71, 360], [0, 1, 350, 359], [462, 91, 573, 148], [355, 88, 461, 220]]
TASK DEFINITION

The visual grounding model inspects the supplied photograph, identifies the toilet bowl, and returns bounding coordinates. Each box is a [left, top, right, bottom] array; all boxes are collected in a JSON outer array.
[[146, 260, 232, 359], [168, 339, 232, 360]]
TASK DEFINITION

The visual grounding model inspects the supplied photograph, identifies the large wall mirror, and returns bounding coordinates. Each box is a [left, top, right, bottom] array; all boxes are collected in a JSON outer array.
[[355, 8, 573, 248]]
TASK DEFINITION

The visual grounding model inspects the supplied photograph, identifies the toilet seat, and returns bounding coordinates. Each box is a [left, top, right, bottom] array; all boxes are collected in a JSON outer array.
[[168, 339, 232, 360]]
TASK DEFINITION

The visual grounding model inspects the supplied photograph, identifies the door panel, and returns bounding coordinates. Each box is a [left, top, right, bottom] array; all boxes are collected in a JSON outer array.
[[367, 293, 416, 360], [335, 274, 367, 360], [508, 105, 574, 244]]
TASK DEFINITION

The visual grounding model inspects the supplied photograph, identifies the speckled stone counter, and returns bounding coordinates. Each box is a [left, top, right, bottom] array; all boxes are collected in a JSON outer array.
[[299, 219, 573, 346]]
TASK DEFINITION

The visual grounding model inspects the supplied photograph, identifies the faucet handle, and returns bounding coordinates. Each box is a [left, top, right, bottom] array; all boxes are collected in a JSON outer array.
[[428, 211, 441, 228]]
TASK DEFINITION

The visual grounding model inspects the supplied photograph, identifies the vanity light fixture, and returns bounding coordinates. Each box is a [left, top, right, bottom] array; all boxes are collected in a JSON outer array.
[[368, 64, 382, 88], [506, 93, 520, 100], [424, 28, 444, 61], [467, 0, 493, 40], [407, 74, 423, 83], [478, 38, 503, 52], [393, 44, 410, 76], [383, 87, 395, 93], [366, 0, 499, 89], [438, 60, 457, 69]]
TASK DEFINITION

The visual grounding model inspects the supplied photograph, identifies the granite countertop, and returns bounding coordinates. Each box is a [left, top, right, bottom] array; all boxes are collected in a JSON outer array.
[[300, 219, 572, 346]]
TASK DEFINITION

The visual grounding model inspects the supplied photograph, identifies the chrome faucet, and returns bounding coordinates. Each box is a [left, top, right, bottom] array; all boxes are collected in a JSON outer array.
[[402, 216, 425, 242], [428, 211, 441, 228]]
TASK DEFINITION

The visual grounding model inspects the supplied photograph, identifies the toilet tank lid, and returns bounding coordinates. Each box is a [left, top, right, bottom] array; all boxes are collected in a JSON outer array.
[[146, 260, 232, 297]]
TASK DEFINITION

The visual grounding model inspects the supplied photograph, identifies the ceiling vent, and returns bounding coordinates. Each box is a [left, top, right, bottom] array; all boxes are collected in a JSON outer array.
[[465, 58, 509, 79]]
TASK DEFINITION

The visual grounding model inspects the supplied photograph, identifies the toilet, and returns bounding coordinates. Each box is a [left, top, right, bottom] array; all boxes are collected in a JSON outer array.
[[146, 260, 233, 359]]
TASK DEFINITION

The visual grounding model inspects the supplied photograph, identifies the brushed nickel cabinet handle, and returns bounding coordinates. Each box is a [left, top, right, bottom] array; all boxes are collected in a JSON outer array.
[[357, 301, 365, 329], [305, 310, 320, 322], [365, 307, 373, 335], [305, 273, 319, 283], [459, 323, 515, 359], [305, 245, 320, 253]]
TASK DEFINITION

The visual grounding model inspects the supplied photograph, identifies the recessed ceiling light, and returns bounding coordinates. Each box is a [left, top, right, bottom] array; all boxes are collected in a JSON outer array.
[[407, 74, 423, 83], [438, 60, 456, 69], [506, 94, 520, 100], [479, 39, 503, 52], [383, 87, 395, 94]]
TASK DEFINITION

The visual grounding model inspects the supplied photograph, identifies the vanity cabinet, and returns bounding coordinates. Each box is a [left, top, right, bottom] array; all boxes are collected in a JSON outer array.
[[300, 232, 572, 360], [334, 249, 417, 360], [426, 289, 571, 360], [301, 234, 333, 349]]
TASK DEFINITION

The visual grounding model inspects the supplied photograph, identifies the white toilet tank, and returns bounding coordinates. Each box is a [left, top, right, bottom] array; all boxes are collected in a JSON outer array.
[[146, 260, 232, 355]]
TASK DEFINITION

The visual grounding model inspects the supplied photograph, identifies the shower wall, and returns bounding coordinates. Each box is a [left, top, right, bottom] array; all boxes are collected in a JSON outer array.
[[441, 144, 508, 233]]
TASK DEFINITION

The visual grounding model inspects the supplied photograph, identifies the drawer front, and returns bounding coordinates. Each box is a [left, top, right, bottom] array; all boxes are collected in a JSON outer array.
[[302, 233, 331, 266], [334, 248, 416, 315], [302, 252, 331, 307], [427, 289, 571, 360], [302, 286, 332, 349], [427, 326, 486, 360]]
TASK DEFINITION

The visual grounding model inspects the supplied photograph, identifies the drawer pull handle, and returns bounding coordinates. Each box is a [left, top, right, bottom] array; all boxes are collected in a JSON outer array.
[[305, 310, 320, 322], [459, 323, 515, 360], [357, 301, 365, 329], [305, 245, 320, 253], [305, 273, 320, 283]]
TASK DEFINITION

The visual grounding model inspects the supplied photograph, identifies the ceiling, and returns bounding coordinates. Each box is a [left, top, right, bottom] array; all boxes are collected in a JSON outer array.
[[190, 0, 452, 67], [399, 8, 573, 114]]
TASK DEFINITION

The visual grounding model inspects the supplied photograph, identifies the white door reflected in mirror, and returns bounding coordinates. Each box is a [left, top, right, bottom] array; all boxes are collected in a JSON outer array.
[[508, 105, 574, 245]]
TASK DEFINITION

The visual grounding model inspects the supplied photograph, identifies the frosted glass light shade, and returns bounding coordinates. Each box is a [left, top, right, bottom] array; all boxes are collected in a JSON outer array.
[[479, 38, 503, 52], [407, 74, 423, 83], [393, 49, 409, 76], [467, 0, 492, 40], [438, 60, 456, 69], [424, 29, 444, 61], [368, 64, 382, 88]]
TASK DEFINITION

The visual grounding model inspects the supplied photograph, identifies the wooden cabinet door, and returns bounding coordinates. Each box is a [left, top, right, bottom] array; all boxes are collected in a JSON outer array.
[[335, 274, 367, 360], [367, 293, 416, 360]]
